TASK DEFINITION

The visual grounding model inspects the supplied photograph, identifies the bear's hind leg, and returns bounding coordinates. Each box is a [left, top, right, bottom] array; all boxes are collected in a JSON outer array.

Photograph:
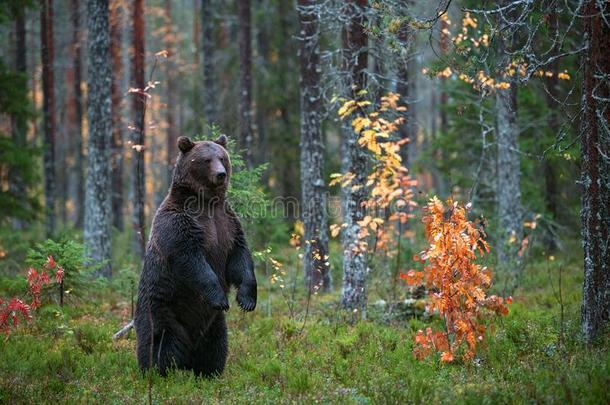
[[138, 329, 192, 376], [191, 314, 228, 378]]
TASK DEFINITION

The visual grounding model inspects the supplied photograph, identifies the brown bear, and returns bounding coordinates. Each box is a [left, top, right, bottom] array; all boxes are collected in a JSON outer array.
[[134, 135, 257, 377]]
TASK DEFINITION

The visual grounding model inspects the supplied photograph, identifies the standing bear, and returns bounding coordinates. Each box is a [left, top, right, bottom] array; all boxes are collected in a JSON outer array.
[[134, 135, 257, 377]]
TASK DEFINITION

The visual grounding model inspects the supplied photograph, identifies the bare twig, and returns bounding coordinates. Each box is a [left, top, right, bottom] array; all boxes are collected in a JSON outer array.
[[112, 319, 134, 340]]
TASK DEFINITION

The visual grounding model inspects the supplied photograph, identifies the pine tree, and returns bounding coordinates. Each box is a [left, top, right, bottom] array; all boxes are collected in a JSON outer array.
[[580, 0, 610, 343], [297, 0, 331, 293], [110, 0, 124, 231], [201, 0, 217, 125], [84, 0, 113, 277], [396, 8, 416, 166], [542, 4, 560, 251], [340, 0, 368, 317], [40, 0, 56, 236], [164, 0, 178, 184], [9, 5, 28, 229], [495, 8, 523, 286], [237, 0, 253, 167], [2, 3, 37, 226], [70, 0, 85, 228], [131, 0, 146, 259]]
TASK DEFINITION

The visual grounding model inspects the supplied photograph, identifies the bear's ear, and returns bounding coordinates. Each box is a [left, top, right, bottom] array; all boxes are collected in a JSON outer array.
[[178, 136, 195, 153], [214, 134, 227, 148]]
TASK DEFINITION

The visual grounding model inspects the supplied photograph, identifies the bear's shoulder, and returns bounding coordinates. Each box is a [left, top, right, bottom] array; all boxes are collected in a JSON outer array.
[[148, 207, 204, 257]]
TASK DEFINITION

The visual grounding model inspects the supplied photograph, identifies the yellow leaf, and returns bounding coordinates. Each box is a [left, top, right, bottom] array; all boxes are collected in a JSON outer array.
[[155, 50, 169, 58], [352, 117, 371, 133], [330, 224, 341, 238]]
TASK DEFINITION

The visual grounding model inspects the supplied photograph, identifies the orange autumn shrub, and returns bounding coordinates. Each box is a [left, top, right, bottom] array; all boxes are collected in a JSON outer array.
[[402, 197, 512, 362]]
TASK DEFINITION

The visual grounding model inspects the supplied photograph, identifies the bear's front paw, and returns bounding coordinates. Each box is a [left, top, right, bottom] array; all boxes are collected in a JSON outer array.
[[236, 282, 257, 312], [211, 295, 230, 311], [205, 288, 230, 311]]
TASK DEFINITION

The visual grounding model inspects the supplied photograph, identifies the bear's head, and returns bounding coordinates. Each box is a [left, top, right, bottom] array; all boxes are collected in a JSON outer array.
[[171, 135, 231, 200]]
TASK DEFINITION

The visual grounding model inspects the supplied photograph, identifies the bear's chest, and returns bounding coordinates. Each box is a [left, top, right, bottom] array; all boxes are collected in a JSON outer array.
[[197, 211, 235, 269]]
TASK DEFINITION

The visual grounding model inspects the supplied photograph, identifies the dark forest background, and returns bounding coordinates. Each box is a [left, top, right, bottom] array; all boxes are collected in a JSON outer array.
[[0, 0, 609, 402]]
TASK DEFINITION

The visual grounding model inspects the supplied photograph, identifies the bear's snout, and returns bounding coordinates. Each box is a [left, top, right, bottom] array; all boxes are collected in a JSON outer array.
[[208, 159, 227, 186], [212, 171, 227, 186], [215, 172, 227, 183]]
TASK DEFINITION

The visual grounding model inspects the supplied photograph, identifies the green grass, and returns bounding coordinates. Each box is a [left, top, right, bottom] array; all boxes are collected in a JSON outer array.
[[0, 252, 608, 404]]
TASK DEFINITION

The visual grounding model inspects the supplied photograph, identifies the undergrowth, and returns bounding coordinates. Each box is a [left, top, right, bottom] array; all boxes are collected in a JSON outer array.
[[0, 247, 608, 404]]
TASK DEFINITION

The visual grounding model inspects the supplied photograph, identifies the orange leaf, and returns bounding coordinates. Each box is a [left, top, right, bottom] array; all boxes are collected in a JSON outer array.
[[399, 270, 424, 286], [440, 351, 454, 363]]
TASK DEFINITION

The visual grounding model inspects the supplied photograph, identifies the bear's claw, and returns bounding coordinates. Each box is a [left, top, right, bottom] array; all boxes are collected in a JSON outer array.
[[212, 299, 230, 311], [236, 283, 257, 312], [206, 290, 230, 311], [237, 296, 256, 312]]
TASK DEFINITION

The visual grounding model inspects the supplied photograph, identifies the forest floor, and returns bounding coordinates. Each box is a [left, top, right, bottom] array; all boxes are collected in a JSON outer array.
[[1, 248, 609, 404]]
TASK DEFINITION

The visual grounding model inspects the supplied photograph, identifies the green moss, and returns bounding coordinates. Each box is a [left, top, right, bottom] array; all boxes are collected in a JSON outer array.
[[0, 250, 608, 403]]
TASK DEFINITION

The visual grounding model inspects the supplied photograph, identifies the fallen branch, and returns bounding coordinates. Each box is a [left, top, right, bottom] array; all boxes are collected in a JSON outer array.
[[112, 319, 134, 340]]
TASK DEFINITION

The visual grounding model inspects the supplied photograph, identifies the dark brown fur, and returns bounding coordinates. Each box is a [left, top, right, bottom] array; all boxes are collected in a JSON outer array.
[[134, 135, 257, 377]]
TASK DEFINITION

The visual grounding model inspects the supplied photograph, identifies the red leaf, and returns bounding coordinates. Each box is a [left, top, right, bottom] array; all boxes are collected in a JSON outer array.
[[45, 256, 57, 269], [55, 267, 64, 283]]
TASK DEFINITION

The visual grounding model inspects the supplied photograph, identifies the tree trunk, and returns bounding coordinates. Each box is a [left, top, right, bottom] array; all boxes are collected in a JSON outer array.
[[434, 13, 450, 196], [9, 8, 28, 229], [371, 14, 385, 105], [84, 0, 113, 277], [580, 0, 610, 344], [57, 19, 69, 228], [495, 78, 523, 283], [255, 13, 269, 168], [277, 0, 299, 200], [131, 0, 146, 259], [40, 0, 56, 237], [439, 15, 449, 133], [495, 11, 523, 285], [340, 0, 368, 318], [165, 0, 177, 184], [110, 0, 124, 231], [396, 15, 415, 166], [193, 0, 201, 68], [71, 0, 85, 228], [237, 0, 253, 167], [543, 3, 560, 250], [201, 0, 217, 125], [297, 0, 331, 293], [29, 9, 39, 144]]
